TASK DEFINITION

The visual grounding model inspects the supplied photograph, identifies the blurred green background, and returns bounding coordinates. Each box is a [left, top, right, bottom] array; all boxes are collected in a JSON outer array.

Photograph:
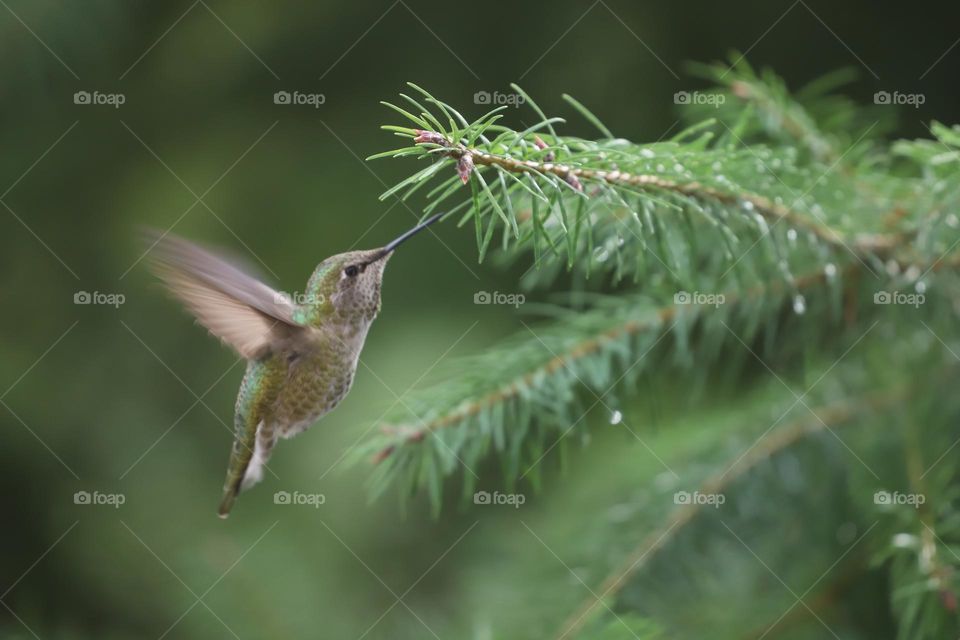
[[1, 1, 958, 638]]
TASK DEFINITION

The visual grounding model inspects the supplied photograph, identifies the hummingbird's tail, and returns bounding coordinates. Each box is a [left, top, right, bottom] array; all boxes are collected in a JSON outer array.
[[217, 488, 238, 519], [217, 423, 274, 519], [218, 454, 248, 519], [219, 360, 285, 519]]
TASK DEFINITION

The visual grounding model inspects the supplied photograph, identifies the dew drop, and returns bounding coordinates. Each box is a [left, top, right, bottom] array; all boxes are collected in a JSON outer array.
[[786, 228, 798, 244], [825, 263, 837, 278], [741, 200, 756, 212], [793, 294, 807, 315], [640, 148, 655, 158], [915, 280, 927, 294], [610, 410, 623, 425], [893, 533, 918, 549]]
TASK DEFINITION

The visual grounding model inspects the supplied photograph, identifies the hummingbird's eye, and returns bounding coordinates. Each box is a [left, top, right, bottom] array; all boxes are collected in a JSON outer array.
[[344, 265, 360, 278]]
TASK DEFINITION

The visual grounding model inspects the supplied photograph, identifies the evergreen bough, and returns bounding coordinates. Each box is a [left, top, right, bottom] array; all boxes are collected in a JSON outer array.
[[358, 57, 960, 639]]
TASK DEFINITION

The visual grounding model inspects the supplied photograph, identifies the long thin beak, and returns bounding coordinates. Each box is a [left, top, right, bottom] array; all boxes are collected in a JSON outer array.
[[368, 212, 445, 263]]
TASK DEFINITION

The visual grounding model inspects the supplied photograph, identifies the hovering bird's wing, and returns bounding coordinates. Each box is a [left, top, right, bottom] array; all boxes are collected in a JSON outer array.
[[145, 230, 306, 359]]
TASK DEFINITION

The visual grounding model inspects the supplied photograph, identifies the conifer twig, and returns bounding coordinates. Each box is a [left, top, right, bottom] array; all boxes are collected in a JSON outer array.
[[372, 261, 857, 464], [411, 129, 901, 255], [556, 387, 907, 640]]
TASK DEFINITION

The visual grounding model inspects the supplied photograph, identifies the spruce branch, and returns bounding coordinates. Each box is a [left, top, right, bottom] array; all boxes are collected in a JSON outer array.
[[358, 67, 960, 640], [556, 387, 904, 639], [369, 260, 854, 465], [687, 55, 893, 163], [366, 251, 960, 482], [361, 78, 960, 508], [370, 82, 947, 296], [872, 369, 960, 640], [409, 127, 895, 255]]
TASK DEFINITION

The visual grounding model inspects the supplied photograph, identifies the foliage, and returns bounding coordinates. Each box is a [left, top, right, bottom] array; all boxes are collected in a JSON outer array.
[[360, 62, 960, 638]]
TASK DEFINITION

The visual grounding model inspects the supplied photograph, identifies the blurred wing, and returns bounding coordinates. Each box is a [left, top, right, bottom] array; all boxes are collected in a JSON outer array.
[[145, 230, 306, 359]]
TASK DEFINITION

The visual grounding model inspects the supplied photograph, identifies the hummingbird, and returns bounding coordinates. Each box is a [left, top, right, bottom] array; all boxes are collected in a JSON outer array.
[[146, 213, 444, 518]]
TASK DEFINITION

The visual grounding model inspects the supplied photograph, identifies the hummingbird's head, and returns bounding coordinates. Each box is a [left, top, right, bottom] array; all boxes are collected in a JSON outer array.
[[301, 213, 444, 329], [306, 249, 391, 326]]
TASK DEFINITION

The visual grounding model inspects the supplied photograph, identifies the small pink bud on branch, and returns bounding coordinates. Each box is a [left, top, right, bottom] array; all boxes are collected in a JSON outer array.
[[534, 135, 555, 162], [457, 153, 474, 184], [413, 129, 447, 145]]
